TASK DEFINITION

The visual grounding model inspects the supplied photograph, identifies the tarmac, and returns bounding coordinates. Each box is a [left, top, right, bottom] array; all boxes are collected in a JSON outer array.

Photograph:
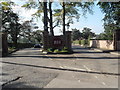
[[92, 48, 120, 56]]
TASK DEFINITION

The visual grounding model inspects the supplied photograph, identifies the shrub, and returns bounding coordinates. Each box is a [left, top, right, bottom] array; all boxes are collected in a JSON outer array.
[[80, 39, 90, 46], [79, 40, 81, 45], [63, 47, 68, 50], [47, 48, 54, 52], [54, 49, 60, 53]]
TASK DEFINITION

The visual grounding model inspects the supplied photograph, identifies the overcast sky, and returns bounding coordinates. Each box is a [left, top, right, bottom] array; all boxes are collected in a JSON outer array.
[[11, 0, 105, 35]]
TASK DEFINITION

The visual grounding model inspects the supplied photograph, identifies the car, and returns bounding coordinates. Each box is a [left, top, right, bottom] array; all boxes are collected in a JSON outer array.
[[34, 44, 41, 48]]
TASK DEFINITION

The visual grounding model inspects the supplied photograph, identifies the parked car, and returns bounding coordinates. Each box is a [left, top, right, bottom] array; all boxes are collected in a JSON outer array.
[[34, 44, 41, 48]]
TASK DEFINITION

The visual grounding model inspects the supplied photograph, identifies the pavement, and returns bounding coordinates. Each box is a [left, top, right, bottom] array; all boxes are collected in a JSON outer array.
[[89, 47, 120, 56], [0, 45, 119, 89]]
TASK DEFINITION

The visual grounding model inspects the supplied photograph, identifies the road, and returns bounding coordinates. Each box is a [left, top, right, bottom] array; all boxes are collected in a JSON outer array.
[[0, 45, 119, 88]]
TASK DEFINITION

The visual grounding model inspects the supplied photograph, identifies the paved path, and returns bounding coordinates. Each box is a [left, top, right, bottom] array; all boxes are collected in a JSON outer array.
[[0, 45, 119, 88]]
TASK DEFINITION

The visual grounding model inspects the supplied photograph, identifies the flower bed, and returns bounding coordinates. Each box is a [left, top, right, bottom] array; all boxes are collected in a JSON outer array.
[[43, 47, 73, 54]]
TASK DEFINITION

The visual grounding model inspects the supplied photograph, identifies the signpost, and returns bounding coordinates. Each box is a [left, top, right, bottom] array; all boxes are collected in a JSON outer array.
[[53, 37, 62, 47]]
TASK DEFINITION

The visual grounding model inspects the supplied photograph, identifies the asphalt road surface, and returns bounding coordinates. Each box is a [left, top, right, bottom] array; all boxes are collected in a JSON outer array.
[[0, 45, 119, 88]]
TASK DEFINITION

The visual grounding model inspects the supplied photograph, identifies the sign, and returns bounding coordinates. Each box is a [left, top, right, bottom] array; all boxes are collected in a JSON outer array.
[[53, 37, 62, 47]]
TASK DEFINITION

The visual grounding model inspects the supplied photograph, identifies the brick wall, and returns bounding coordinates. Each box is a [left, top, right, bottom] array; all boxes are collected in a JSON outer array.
[[43, 31, 72, 51]]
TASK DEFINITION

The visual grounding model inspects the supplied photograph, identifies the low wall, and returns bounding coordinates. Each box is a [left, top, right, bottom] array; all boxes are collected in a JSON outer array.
[[116, 41, 120, 50], [90, 40, 114, 50]]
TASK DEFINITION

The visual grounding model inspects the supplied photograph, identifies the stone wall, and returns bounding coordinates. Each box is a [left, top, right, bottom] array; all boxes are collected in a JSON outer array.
[[0, 33, 8, 57], [90, 40, 114, 50], [90, 29, 120, 51], [114, 29, 120, 50]]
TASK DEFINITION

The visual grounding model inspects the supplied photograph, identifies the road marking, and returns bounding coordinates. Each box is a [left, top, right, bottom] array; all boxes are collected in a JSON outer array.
[[60, 66, 64, 68], [78, 80, 81, 82], [94, 76, 98, 79], [45, 55, 53, 60], [94, 75, 107, 86], [83, 65, 91, 71], [64, 66, 86, 71], [73, 54, 79, 60], [102, 82, 106, 86]]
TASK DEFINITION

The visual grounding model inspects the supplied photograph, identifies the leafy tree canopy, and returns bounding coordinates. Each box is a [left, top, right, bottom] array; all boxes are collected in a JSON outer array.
[[97, 2, 120, 28]]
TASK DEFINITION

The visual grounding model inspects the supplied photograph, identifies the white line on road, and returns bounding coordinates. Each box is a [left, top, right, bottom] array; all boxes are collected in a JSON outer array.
[[83, 65, 92, 71], [73, 54, 79, 60], [94, 76, 98, 79], [64, 66, 86, 71], [102, 82, 106, 86], [59, 66, 64, 68], [94, 75, 107, 86], [45, 55, 53, 60], [78, 80, 81, 82]]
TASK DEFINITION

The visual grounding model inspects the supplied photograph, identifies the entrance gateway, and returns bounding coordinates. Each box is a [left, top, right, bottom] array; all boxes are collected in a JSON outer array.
[[43, 31, 72, 51]]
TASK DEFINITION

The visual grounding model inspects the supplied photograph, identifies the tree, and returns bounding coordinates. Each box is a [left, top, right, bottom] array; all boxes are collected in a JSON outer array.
[[21, 19, 40, 43], [96, 23, 117, 40], [1, 1, 22, 47], [82, 27, 95, 39], [72, 28, 81, 41], [49, 1, 54, 36], [32, 30, 43, 43], [96, 33, 107, 40], [97, 2, 120, 28], [43, 1, 48, 32], [22, 1, 94, 35], [21, 20, 34, 43], [103, 23, 116, 40], [2, 1, 15, 32], [53, 2, 94, 35], [62, 2, 66, 35], [97, 2, 120, 40], [22, 0, 54, 35]]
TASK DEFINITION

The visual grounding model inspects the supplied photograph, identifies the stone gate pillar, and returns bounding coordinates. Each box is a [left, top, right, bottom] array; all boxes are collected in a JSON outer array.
[[114, 29, 120, 51], [0, 33, 2, 57], [0, 33, 8, 57], [65, 31, 72, 51]]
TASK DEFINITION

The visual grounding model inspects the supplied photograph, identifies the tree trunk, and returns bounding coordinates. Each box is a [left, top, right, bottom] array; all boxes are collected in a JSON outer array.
[[62, 2, 66, 35], [49, 2, 54, 36], [43, 1, 48, 32]]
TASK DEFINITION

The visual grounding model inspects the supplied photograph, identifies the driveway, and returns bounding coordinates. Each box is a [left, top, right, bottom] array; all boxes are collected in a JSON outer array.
[[1, 45, 119, 88]]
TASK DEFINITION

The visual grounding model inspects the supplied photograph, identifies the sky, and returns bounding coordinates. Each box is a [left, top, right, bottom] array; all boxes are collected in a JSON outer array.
[[10, 0, 105, 35]]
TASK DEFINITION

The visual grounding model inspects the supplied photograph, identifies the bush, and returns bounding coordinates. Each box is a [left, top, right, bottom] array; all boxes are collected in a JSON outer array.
[[63, 47, 68, 50], [79, 40, 81, 45], [54, 49, 60, 53], [47, 48, 54, 52], [46, 47, 69, 54], [73, 40, 79, 44], [80, 39, 90, 46]]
